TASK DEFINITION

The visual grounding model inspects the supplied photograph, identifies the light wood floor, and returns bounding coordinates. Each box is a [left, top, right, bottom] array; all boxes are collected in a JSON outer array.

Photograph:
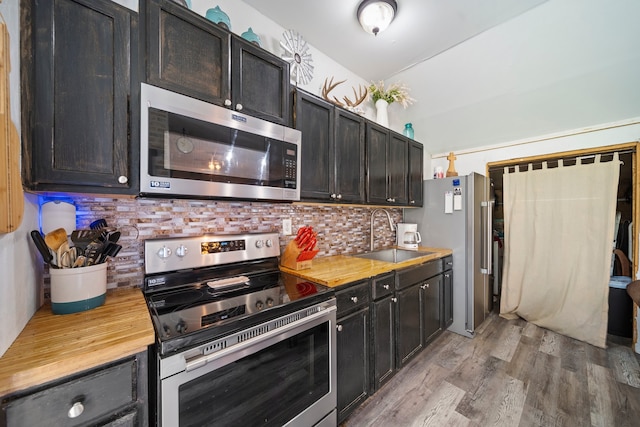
[[343, 313, 640, 427]]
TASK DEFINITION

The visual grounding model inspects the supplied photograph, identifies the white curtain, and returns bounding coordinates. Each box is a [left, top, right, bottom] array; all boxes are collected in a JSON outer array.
[[500, 154, 621, 348]]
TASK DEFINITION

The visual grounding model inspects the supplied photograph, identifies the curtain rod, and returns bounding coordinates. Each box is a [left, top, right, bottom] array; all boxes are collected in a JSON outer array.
[[488, 149, 633, 172]]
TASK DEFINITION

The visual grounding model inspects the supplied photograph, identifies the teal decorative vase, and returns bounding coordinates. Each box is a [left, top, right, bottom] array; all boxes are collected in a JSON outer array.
[[403, 123, 414, 139], [241, 27, 261, 47], [205, 6, 231, 31]]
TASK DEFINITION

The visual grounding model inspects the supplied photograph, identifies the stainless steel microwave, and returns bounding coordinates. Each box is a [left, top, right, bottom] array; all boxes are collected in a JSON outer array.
[[140, 83, 300, 201]]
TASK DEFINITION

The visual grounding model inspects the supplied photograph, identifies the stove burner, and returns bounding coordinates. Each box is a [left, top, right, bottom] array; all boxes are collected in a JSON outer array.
[[295, 282, 318, 298]]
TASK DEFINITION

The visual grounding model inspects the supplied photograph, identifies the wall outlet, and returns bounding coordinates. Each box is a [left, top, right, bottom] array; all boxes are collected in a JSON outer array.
[[282, 218, 292, 236]]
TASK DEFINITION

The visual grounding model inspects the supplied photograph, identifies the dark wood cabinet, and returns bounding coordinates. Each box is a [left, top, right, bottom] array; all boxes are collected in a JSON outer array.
[[146, 0, 290, 125], [370, 273, 396, 392], [365, 122, 390, 204], [22, 0, 139, 193], [231, 36, 291, 125], [1, 351, 148, 426], [408, 140, 424, 207], [146, 0, 230, 106], [421, 274, 443, 345], [295, 89, 364, 202], [365, 123, 409, 205], [335, 280, 370, 423], [395, 259, 445, 367], [395, 282, 423, 367], [442, 257, 454, 329], [389, 133, 408, 205]]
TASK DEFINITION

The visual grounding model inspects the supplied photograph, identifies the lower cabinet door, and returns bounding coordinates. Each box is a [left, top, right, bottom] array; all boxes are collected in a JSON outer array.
[[372, 295, 396, 391], [396, 284, 423, 367], [421, 275, 442, 344], [337, 307, 370, 423], [442, 271, 454, 329]]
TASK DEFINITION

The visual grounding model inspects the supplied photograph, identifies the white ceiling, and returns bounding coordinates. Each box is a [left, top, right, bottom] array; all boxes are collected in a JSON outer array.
[[240, 0, 548, 82]]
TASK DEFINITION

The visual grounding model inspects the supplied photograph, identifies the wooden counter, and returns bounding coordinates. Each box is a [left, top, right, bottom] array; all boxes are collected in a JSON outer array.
[[280, 246, 452, 287], [0, 287, 155, 396]]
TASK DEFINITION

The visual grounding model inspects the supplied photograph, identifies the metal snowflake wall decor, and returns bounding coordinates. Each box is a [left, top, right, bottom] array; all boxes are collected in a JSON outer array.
[[280, 29, 314, 86]]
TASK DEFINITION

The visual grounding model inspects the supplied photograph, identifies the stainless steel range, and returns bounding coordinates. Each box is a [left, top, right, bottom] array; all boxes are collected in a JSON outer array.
[[143, 233, 337, 427]]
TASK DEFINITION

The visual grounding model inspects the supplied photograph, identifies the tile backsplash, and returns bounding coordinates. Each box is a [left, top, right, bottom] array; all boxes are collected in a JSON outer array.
[[44, 195, 404, 292]]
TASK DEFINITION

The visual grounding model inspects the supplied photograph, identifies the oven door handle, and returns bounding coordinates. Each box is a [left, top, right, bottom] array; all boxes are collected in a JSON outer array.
[[184, 304, 337, 372]]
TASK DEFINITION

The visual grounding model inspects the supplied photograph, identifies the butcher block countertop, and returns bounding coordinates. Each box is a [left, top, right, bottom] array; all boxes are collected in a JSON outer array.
[[280, 246, 452, 288], [0, 287, 155, 396]]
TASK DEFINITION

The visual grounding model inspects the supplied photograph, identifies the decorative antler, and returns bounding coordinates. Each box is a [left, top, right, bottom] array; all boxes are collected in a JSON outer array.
[[343, 85, 368, 108], [321, 77, 368, 110]]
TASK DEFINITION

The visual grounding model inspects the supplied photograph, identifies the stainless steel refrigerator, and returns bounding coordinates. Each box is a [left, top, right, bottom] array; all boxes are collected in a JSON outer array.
[[405, 172, 493, 338]]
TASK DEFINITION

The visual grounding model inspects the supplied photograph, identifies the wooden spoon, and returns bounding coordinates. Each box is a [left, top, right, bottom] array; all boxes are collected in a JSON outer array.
[[44, 227, 68, 251]]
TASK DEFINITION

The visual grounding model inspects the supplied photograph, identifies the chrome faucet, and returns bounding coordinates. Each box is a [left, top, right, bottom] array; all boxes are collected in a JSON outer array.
[[370, 209, 395, 251]]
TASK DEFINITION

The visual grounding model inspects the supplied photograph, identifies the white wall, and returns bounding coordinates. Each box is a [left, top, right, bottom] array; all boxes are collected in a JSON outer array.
[[398, 0, 640, 155], [0, 2, 41, 357]]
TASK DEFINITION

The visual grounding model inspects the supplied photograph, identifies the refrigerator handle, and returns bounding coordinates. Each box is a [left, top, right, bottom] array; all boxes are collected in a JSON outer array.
[[481, 200, 494, 275]]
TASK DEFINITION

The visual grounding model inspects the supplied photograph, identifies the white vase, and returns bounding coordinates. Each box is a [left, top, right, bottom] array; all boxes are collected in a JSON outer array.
[[375, 99, 389, 127]]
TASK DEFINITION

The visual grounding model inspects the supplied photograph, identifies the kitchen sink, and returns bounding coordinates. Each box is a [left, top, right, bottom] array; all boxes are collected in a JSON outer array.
[[353, 249, 434, 263]]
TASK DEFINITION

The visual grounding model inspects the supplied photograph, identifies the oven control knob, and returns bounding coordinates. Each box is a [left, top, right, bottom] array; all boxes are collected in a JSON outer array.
[[255, 240, 264, 248], [265, 239, 273, 248], [175, 245, 188, 258], [176, 320, 187, 334], [162, 324, 171, 337], [255, 300, 264, 310], [266, 297, 274, 308], [157, 246, 172, 259]]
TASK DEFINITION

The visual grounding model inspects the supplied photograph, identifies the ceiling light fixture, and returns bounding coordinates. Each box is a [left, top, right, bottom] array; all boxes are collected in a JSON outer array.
[[357, 0, 398, 36]]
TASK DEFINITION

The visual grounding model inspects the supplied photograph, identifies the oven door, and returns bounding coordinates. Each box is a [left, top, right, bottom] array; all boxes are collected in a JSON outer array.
[[160, 302, 337, 427]]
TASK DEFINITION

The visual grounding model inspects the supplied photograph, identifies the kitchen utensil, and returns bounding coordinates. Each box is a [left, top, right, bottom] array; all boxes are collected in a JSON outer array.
[[71, 229, 100, 251], [30, 230, 56, 267], [57, 241, 73, 268], [106, 230, 121, 243], [98, 241, 122, 264], [84, 240, 104, 266], [72, 255, 86, 268], [44, 227, 68, 251], [89, 218, 108, 230]]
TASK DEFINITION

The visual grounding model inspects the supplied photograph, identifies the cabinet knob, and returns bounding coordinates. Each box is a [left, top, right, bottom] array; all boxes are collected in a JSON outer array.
[[422, 283, 430, 289], [445, 274, 450, 278], [235, 103, 243, 111], [383, 284, 389, 290], [410, 200, 416, 204], [391, 297, 397, 303], [337, 324, 343, 332], [330, 193, 337, 199], [118, 175, 128, 184], [350, 296, 358, 303], [68, 401, 84, 419], [224, 99, 232, 107], [386, 198, 393, 202], [336, 194, 342, 200]]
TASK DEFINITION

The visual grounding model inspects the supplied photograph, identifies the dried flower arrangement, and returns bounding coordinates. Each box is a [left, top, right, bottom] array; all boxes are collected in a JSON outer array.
[[368, 81, 415, 108]]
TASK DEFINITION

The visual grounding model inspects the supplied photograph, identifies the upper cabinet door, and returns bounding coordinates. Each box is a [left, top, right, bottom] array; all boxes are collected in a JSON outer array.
[[295, 90, 334, 201], [334, 109, 365, 203], [146, 0, 231, 106], [231, 36, 291, 126], [366, 122, 390, 205], [408, 141, 424, 207], [388, 133, 408, 205], [25, 0, 137, 192]]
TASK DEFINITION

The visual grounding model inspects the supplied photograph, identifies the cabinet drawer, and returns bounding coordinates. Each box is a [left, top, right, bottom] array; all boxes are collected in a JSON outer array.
[[336, 280, 370, 317], [442, 256, 453, 271], [396, 259, 443, 290], [371, 272, 395, 300], [2, 359, 136, 427]]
